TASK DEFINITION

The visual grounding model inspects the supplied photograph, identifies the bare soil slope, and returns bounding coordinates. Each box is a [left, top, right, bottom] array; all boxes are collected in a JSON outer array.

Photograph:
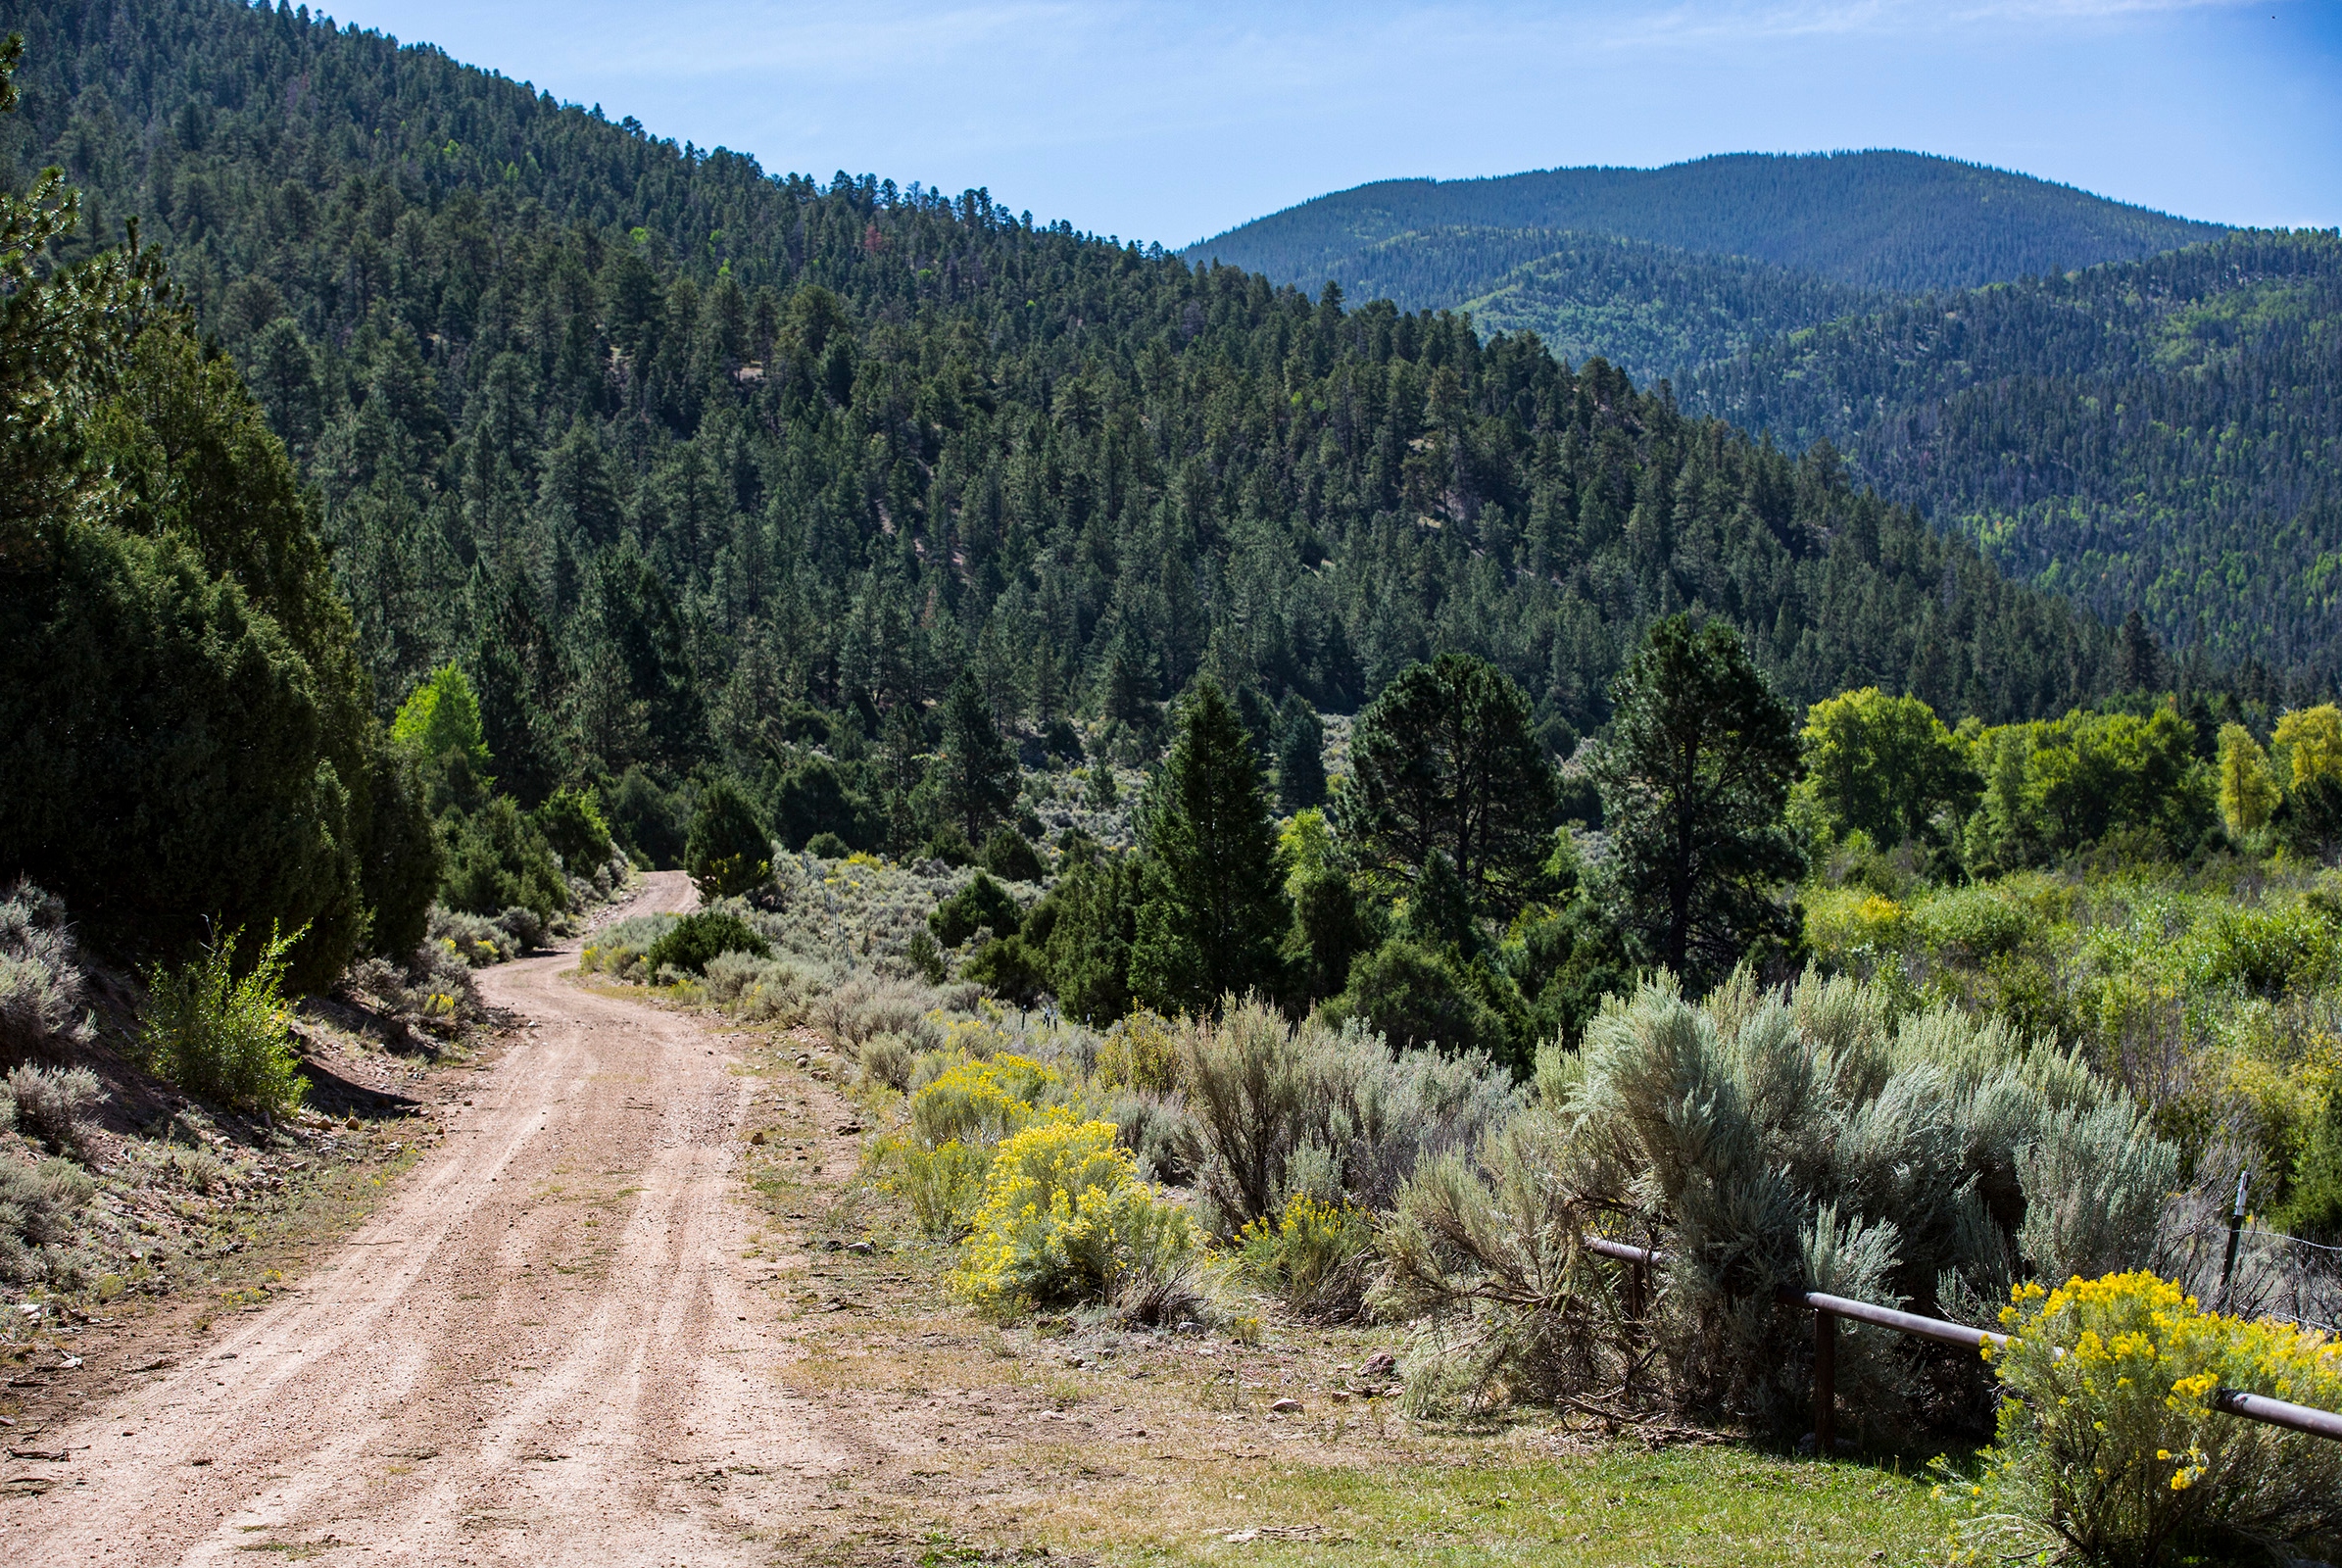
[[1, 872, 874, 1564]]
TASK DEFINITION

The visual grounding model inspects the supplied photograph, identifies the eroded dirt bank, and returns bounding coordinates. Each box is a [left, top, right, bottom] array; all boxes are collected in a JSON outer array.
[[1, 872, 871, 1565]]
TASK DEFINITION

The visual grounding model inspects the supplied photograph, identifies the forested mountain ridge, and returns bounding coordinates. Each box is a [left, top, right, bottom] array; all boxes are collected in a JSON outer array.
[[1188, 151, 2224, 295], [1164, 222, 1891, 387], [1452, 231, 1890, 387], [1686, 230, 2342, 673], [0, 0, 2119, 803]]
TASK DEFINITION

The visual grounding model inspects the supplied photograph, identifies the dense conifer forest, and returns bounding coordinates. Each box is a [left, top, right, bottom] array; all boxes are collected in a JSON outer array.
[[0, 0, 2120, 791], [1686, 231, 2342, 675], [1190, 152, 2224, 294], [1196, 149, 2341, 684]]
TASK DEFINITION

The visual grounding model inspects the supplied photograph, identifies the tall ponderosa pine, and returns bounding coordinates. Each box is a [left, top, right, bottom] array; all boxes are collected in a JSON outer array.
[[1335, 653, 1558, 921], [936, 671, 1018, 845], [1129, 679, 1291, 1014], [1588, 615, 1802, 984]]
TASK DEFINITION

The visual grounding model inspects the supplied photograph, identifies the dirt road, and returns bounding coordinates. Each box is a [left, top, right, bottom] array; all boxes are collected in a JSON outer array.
[[3, 872, 861, 1565]]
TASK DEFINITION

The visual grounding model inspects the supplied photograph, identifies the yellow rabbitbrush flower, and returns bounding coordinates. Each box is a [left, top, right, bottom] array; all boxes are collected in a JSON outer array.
[[951, 1120, 1194, 1313], [1945, 1270, 2342, 1565], [907, 1051, 1073, 1149]]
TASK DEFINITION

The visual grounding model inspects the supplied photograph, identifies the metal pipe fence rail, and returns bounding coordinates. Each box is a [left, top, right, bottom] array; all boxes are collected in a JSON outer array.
[[1577, 1235, 2342, 1452]]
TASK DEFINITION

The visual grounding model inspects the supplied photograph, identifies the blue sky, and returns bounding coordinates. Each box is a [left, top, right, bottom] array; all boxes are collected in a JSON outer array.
[[336, 1, 2339, 247]]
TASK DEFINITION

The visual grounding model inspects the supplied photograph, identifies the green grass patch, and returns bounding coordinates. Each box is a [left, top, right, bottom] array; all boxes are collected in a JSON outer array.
[[1062, 1446, 1943, 1568]]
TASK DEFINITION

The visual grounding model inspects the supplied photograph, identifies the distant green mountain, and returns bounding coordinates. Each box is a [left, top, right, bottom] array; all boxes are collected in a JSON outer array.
[[1453, 231, 1891, 387], [1190, 151, 2227, 295], [1189, 223, 1887, 387], [1684, 231, 2342, 672]]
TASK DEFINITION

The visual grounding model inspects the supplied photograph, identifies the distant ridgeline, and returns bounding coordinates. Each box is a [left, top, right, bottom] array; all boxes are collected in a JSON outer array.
[[1186, 152, 2227, 383], [1, 0, 2121, 793], [1197, 155, 2342, 682]]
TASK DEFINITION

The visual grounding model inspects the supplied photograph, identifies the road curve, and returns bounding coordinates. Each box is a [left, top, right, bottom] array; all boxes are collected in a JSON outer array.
[[3, 872, 850, 1565]]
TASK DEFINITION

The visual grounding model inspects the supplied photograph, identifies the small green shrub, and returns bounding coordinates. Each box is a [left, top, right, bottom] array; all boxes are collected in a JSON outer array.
[[685, 778, 773, 901], [700, 950, 821, 1022], [534, 785, 612, 872], [1321, 939, 1510, 1058], [1237, 1191, 1378, 1321], [930, 871, 1021, 948], [963, 934, 1048, 1004], [0, 1155, 96, 1280], [903, 928, 948, 984], [951, 1119, 1195, 1313], [139, 924, 309, 1115], [981, 826, 1046, 883], [2, 1064, 104, 1154], [805, 830, 851, 859], [879, 1137, 992, 1238], [1950, 1271, 2342, 1567], [643, 911, 770, 977], [922, 823, 977, 866], [1914, 882, 2043, 962], [0, 880, 92, 1061], [427, 905, 512, 967], [856, 1030, 918, 1092]]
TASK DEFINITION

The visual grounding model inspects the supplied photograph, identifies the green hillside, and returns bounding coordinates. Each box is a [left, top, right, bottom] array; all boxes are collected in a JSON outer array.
[[1188, 151, 2227, 295], [1453, 231, 1888, 386], [1175, 223, 1888, 387], [0, 0, 2117, 783], [1686, 231, 2342, 673]]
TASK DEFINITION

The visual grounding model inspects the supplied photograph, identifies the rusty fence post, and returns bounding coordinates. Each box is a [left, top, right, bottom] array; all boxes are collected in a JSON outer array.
[[1813, 1304, 1836, 1457]]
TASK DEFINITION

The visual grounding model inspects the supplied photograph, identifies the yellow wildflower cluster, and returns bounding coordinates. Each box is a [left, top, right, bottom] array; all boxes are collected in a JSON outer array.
[[1235, 1192, 1375, 1309], [907, 1052, 1070, 1149], [950, 1119, 1193, 1313], [1946, 1269, 2342, 1563], [1802, 885, 1911, 957], [870, 1049, 1076, 1238]]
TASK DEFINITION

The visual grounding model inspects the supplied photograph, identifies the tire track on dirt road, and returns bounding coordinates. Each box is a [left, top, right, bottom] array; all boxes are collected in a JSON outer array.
[[2, 872, 858, 1565]]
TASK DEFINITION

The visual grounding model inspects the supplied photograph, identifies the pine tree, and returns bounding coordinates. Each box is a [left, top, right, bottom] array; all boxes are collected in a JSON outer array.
[[684, 777, 772, 902], [1129, 678, 1291, 1013], [1334, 654, 1557, 921], [1587, 615, 1802, 984], [936, 670, 1017, 845], [1275, 693, 1327, 812]]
